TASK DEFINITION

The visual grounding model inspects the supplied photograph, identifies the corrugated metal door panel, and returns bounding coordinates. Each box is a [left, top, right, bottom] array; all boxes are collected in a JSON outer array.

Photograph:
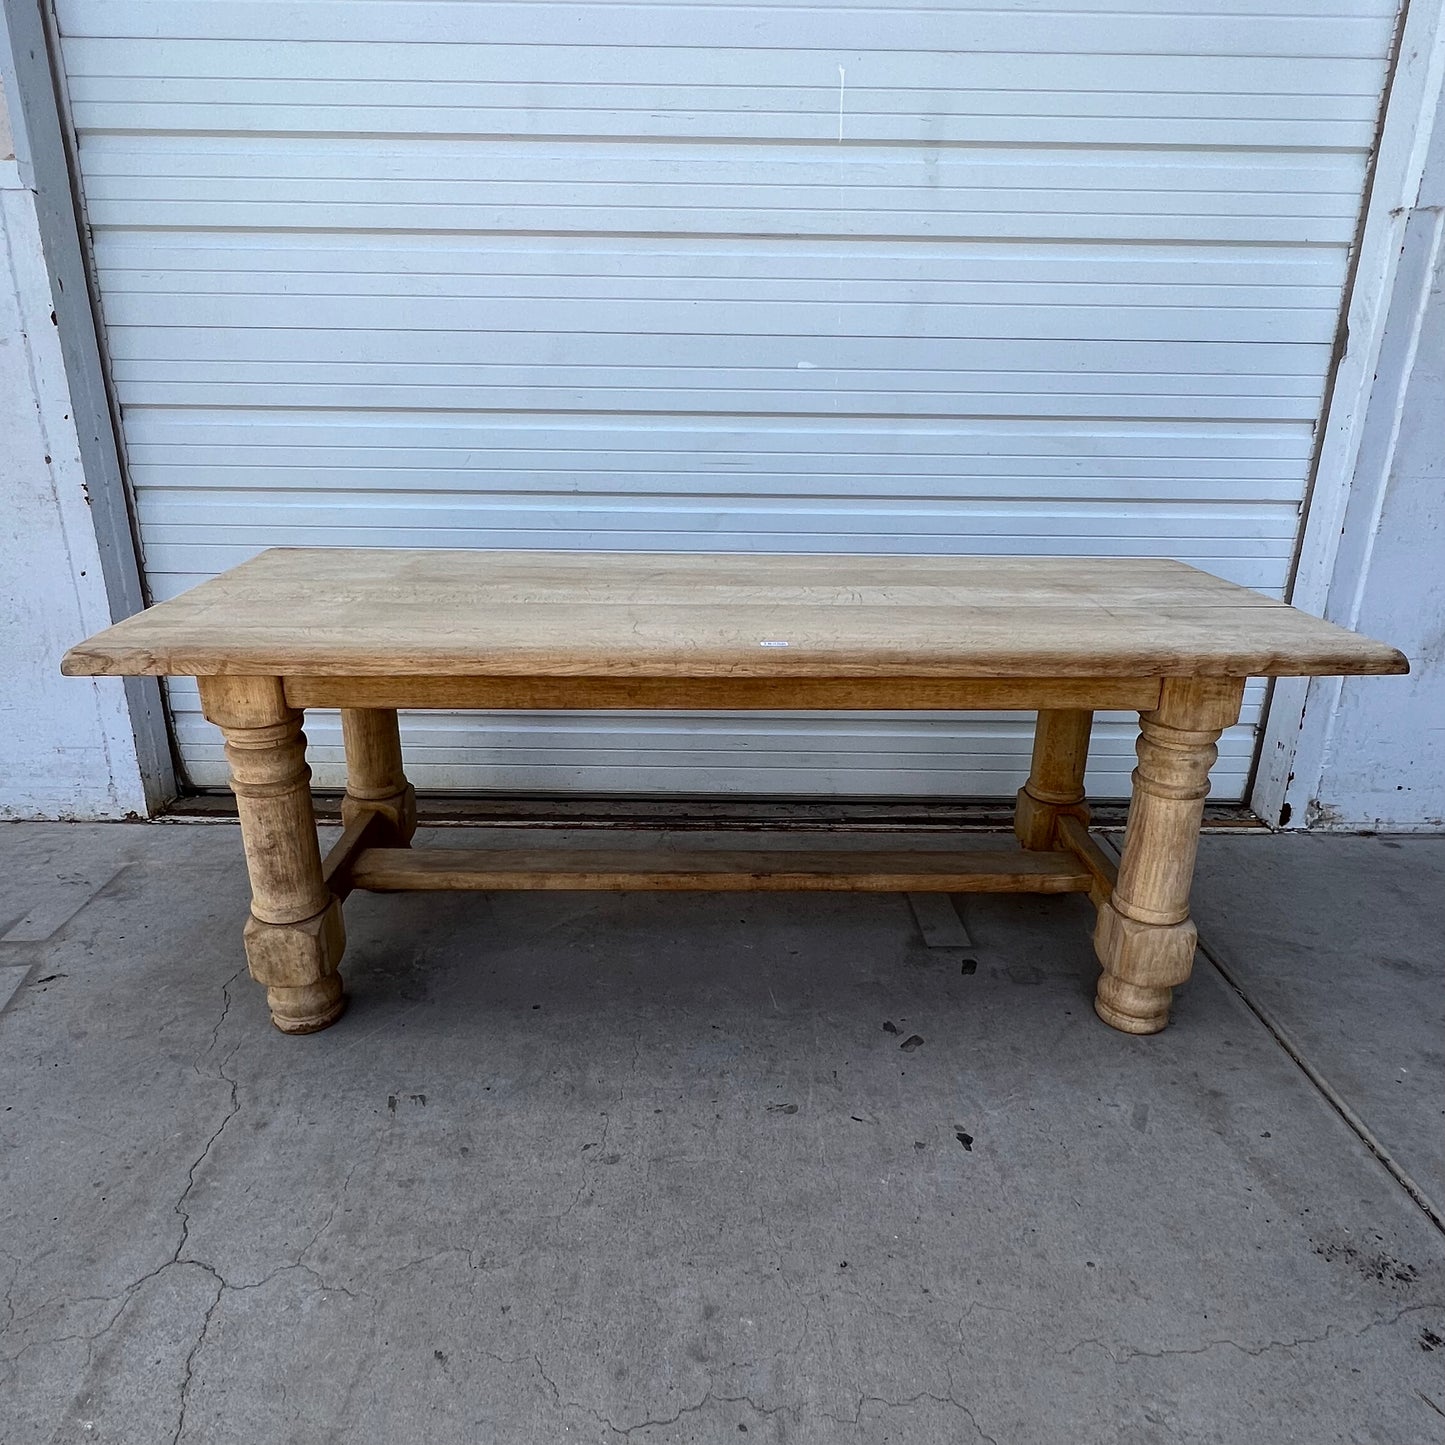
[[52, 0, 1399, 798], [161, 679, 1272, 800]]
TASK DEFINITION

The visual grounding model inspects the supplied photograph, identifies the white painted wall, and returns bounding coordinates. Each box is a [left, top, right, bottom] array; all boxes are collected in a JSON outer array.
[[0, 75, 153, 819], [1306, 115, 1445, 831], [1254, 2, 1444, 834], [50, 0, 1401, 801]]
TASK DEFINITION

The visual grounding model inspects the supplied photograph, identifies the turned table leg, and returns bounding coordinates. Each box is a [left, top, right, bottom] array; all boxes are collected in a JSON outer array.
[[1093, 677, 1244, 1034], [1015, 708, 1093, 849], [340, 707, 417, 844], [199, 676, 346, 1035]]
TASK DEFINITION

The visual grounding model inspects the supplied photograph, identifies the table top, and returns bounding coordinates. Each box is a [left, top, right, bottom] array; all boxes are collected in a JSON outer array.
[[61, 548, 1407, 681]]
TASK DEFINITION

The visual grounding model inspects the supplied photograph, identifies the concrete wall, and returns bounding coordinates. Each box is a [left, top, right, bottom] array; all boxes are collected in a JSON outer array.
[[0, 73, 156, 819], [1307, 118, 1445, 831]]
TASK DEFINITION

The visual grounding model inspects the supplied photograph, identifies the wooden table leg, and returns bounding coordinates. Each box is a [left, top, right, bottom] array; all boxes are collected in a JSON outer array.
[[199, 676, 346, 1035], [340, 707, 417, 844], [1093, 677, 1244, 1034], [1015, 708, 1093, 849]]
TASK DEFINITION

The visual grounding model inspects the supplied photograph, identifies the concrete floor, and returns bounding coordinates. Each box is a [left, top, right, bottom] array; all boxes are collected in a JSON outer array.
[[0, 821, 1441, 1445]]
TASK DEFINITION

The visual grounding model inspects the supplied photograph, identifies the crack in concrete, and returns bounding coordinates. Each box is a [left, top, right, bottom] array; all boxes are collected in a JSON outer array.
[[0, 1248, 19, 1339], [822, 1386, 999, 1443], [1059, 1300, 1441, 1365], [377, 1246, 476, 1280], [531, 1352, 563, 1407], [3, 970, 246, 1388], [226, 1259, 360, 1302], [8, 1229, 362, 1434], [170, 1274, 224, 1445], [3, 971, 361, 1435], [944, 1361, 1004, 1445], [552, 1108, 612, 1229], [475, 1349, 795, 1438], [824, 1283, 917, 1330], [294, 1157, 362, 1277], [173, 970, 245, 1268], [581, 1385, 790, 1438]]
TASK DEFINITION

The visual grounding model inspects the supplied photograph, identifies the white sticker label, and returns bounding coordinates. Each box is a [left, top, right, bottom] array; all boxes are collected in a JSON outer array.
[[759, 640, 790, 648]]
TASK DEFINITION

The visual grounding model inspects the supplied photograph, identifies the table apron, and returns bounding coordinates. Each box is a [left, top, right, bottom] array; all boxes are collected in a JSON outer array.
[[282, 675, 1165, 713]]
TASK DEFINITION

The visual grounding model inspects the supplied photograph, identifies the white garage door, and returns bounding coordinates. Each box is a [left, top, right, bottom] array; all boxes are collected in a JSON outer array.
[[54, 0, 1399, 799]]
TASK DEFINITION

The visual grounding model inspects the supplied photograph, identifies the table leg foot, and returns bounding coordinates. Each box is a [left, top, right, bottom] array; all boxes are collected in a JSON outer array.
[[268, 980, 347, 1035], [1093, 903, 1196, 1034], [341, 708, 417, 844], [1015, 708, 1093, 849], [243, 897, 347, 1033], [1094, 985, 1167, 1035]]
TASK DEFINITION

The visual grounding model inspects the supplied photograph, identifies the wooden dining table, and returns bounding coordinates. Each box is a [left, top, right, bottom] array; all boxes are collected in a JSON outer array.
[[63, 548, 1406, 1038]]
